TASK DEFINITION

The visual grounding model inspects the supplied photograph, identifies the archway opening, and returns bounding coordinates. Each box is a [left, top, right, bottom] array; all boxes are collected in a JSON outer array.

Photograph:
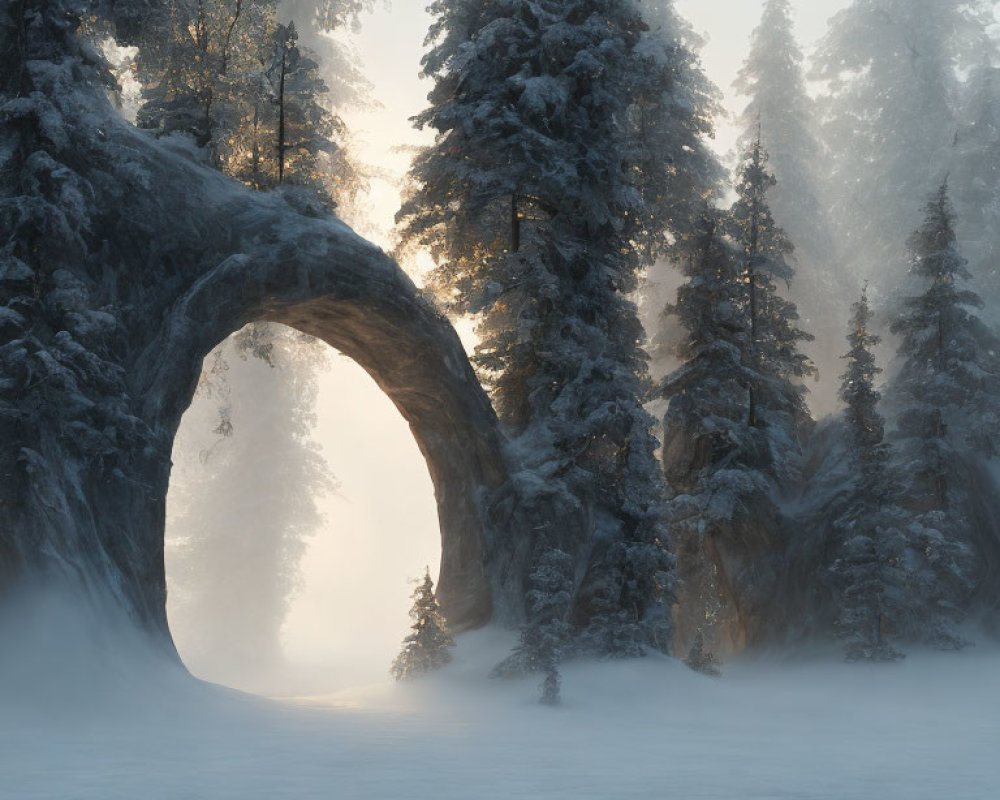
[[164, 323, 441, 696]]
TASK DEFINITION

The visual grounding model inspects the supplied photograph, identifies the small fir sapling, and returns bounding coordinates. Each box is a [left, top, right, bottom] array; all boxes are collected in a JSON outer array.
[[391, 568, 455, 681], [492, 548, 573, 705]]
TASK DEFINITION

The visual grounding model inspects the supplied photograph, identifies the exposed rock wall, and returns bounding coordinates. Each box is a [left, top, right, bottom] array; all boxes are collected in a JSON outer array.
[[663, 409, 789, 658]]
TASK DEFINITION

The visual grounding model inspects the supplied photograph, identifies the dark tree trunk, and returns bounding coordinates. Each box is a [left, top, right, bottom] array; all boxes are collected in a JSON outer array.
[[277, 47, 287, 184]]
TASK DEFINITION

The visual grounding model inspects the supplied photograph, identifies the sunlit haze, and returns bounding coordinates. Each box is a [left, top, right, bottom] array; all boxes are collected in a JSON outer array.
[[295, 0, 854, 685], [171, 0, 863, 694]]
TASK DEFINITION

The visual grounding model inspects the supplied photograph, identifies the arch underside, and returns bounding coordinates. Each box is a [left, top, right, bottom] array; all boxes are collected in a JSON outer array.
[[265, 299, 505, 630]]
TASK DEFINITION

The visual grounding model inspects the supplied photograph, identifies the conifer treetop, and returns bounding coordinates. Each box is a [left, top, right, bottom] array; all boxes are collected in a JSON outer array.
[[840, 285, 884, 454], [889, 181, 1000, 457], [735, 0, 808, 136], [730, 134, 794, 285], [891, 182, 985, 379]]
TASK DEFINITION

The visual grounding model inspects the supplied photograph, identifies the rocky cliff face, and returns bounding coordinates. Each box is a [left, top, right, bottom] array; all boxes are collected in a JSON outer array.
[[663, 405, 791, 659]]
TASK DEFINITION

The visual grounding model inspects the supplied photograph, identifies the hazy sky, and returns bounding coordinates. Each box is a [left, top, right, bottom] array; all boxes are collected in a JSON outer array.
[[247, 0, 859, 689]]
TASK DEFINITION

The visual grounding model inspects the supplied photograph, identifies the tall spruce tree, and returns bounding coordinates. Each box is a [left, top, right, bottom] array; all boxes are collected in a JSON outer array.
[[661, 211, 754, 493], [660, 210, 771, 656], [391, 569, 455, 680], [734, 0, 839, 411], [812, 0, 992, 289], [734, 1, 827, 260], [398, 0, 673, 655], [661, 140, 813, 655], [726, 136, 815, 452], [891, 185, 1000, 471], [829, 288, 905, 663], [886, 183, 1000, 648], [629, 0, 722, 265], [634, 1, 723, 372]]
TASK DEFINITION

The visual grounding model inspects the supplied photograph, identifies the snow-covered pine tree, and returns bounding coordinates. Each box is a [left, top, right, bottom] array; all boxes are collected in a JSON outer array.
[[661, 211, 752, 490], [660, 210, 773, 656], [726, 135, 815, 453], [662, 139, 814, 655], [391, 569, 455, 681], [492, 548, 574, 704], [812, 0, 992, 290], [829, 287, 905, 663], [735, 1, 828, 266], [734, 0, 840, 412], [398, 0, 672, 656], [629, 1, 723, 373], [891, 184, 1000, 474], [839, 287, 884, 482], [0, 0, 160, 596], [886, 183, 1000, 648], [628, 0, 722, 266]]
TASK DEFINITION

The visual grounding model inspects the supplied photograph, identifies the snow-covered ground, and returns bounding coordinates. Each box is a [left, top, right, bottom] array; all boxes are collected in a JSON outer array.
[[2, 594, 998, 799]]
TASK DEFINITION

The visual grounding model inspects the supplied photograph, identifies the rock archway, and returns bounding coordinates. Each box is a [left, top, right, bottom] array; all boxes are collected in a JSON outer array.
[[152, 211, 514, 635], [0, 3, 530, 655]]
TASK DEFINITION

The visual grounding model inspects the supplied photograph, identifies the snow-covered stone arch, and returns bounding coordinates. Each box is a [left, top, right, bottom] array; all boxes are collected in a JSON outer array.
[[153, 194, 513, 636], [0, 5, 530, 654]]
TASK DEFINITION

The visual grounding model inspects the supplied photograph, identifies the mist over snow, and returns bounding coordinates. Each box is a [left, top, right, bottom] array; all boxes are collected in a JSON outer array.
[[3, 608, 999, 800]]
